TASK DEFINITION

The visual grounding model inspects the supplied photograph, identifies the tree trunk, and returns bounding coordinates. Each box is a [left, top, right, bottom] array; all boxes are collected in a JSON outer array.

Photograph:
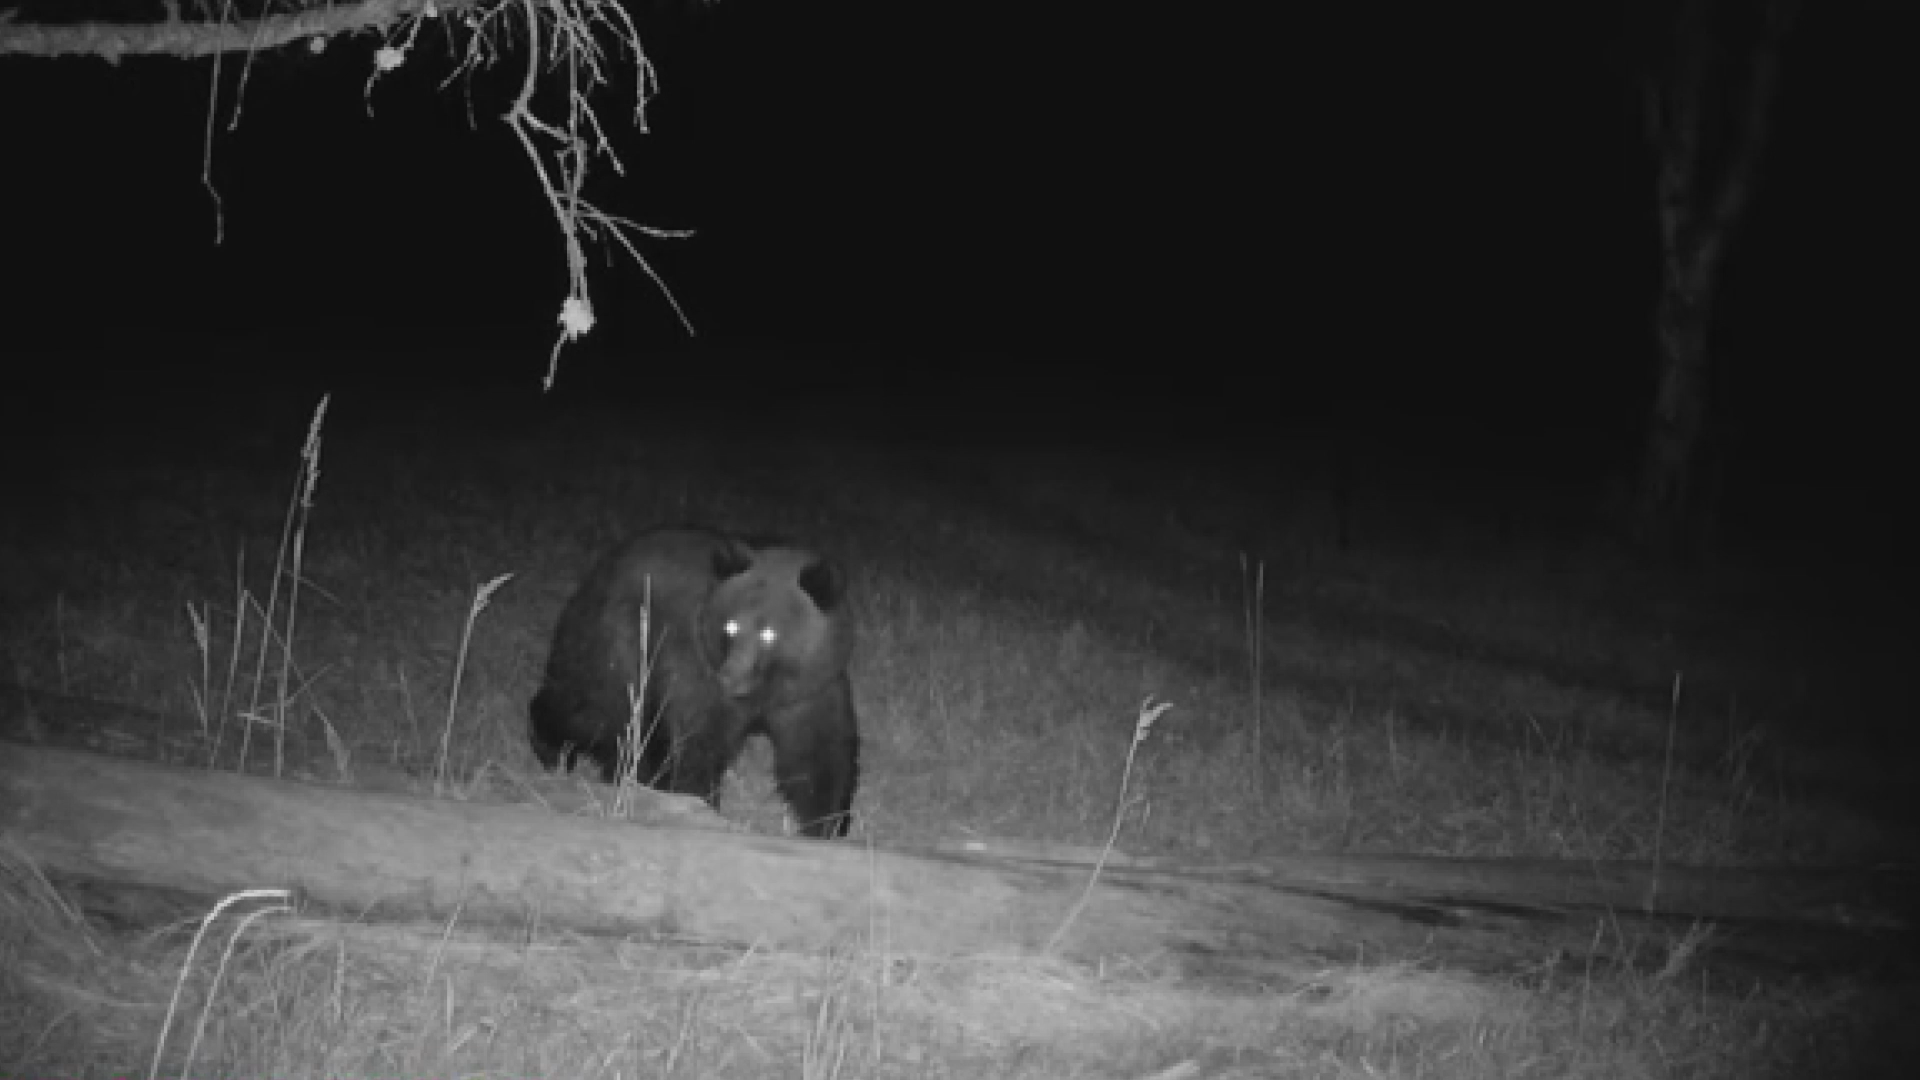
[[1636, 260, 1714, 553], [1635, 0, 1795, 557], [2, 741, 1909, 982]]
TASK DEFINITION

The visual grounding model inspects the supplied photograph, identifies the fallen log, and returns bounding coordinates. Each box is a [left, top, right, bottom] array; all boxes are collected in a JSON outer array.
[[1, 741, 1910, 981]]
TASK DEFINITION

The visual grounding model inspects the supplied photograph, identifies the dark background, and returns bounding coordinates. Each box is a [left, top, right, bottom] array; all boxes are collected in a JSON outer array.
[[1, 0, 1912, 562]]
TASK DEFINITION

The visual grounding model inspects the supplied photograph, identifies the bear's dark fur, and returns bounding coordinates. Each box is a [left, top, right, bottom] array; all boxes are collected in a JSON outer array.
[[529, 526, 860, 838]]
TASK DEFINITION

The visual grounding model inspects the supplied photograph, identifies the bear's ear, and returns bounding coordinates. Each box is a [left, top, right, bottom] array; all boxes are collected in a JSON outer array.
[[797, 557, 846, 612], [711, 539, 755, 581]]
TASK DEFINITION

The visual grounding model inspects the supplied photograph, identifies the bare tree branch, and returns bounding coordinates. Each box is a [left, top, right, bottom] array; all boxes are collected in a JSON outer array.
[[0, 0, 482, 61]]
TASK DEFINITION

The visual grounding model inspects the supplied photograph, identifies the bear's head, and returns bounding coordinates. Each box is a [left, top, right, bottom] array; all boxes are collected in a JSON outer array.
[[700, 542, 852, 703]]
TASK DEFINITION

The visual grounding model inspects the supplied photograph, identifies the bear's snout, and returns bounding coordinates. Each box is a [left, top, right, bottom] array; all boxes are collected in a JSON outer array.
[[714, 652, 761, 699]]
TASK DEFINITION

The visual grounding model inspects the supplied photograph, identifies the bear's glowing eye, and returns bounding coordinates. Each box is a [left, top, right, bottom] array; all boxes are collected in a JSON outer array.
[[724, 619, 741, 639], [759, 626, 779, 646]]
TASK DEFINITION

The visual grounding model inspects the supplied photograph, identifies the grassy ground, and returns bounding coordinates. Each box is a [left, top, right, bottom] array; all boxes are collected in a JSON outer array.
[[1, 382, 1912, 1077]]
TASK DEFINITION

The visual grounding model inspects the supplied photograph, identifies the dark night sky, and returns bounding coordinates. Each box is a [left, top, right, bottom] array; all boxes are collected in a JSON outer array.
[[1, 1, 1912, 508]]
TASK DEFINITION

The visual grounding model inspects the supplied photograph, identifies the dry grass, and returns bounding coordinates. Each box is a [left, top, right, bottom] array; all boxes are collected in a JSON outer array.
[[5, 862, 1908, 1078], [0, 392, 1909, 1077]]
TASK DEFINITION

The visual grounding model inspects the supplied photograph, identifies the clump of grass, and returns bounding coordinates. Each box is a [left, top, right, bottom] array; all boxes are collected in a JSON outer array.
[[186, 396, 331, 779], [1046, 695, 1172, 956], [257, 397, 328, 779], [1240, 553, 1267, 787], [1646, 670, 1684, 911], [433, 573, 514, 797], [800, 946, 860, 1080], [148, 888, 295, 1080], [612, 574, 669, 819]]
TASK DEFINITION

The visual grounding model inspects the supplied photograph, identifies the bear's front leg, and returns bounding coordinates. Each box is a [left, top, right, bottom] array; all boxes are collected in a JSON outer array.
[[764, 684, 860, 838], [654, 703, 752, 807]]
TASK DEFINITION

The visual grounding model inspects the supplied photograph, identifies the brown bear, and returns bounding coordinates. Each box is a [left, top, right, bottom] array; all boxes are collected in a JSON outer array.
[[529, 526, 859, 838]]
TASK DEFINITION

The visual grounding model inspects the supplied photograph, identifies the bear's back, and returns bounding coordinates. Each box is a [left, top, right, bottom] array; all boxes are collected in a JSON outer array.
[[556, 526, 744, 675], [596, 526, 739, 608]]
